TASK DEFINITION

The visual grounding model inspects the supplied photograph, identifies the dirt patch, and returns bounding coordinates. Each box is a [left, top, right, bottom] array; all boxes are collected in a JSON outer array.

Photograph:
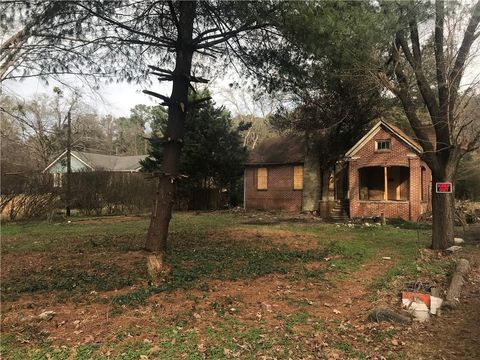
[[225, 228, 321, 250], [5, 247, 479, 359], [1, 257, 387, 350], [239, 210, 325, 226]]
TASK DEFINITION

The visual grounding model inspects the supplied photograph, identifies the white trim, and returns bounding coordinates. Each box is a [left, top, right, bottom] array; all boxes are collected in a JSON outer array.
[[114, 167, 143, 172], [382, 121, 422, 153], [345, 123, 382, 157], [42, 150, 94, 173], [375, 139, 390, 151], [345, 120, 422, 158], [43, 150, 67, 173]]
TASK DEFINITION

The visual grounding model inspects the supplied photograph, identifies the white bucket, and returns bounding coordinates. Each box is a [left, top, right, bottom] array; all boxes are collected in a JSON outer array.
[[409, 300, 430, 322], [430, 296, 443, 315]]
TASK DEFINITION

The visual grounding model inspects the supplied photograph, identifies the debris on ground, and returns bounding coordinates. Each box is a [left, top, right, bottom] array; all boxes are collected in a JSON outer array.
[[406, 300, 430, 322], [446, 245, 463, 253], [401, 291, 430, 308], [444, 258, 470, 309], [368, 307, 412, 324], [454, 237, 464, 244], [21, 310, 56, 323], [430, 296, 443, 315]]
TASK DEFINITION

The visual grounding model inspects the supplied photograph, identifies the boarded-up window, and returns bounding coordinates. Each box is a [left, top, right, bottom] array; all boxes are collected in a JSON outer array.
[[293, 165, 303, 190], [257, 167, 268, 190]]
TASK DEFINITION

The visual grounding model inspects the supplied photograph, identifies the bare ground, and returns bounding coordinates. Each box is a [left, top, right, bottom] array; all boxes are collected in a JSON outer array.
[[1, 221, 480, 359]]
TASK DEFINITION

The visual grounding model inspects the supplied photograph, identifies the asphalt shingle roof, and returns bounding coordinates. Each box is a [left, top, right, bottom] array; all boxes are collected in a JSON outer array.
[[72, 151, 147, 171], [245, 135, 305, 165]]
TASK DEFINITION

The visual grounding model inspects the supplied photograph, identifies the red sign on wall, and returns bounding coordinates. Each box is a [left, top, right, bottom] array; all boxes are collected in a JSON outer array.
[[436, 182, 452, 193]]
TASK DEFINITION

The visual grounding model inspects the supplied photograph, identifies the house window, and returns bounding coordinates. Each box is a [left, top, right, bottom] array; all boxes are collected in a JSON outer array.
[[53, 173, 63, 188], [293, 165, 303, 190], [376, 140, 390, 151], [257, 167, 268, 190]]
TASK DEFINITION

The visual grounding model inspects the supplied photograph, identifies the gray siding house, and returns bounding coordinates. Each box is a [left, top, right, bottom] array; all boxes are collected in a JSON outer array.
[[43, 150, 147, 186]]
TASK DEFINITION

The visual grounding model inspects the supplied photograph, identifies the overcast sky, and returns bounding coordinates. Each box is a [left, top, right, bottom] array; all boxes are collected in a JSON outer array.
[[0, 68, 256, 118]]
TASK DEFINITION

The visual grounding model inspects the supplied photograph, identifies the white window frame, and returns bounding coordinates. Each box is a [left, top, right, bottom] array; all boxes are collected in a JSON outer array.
[[375, 139, 390, 151]]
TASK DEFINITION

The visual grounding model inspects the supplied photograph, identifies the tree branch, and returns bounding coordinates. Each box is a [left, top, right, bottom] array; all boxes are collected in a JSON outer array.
[[194, 23, 269, 50], [448, 0, 480, 115], [73, 1, 177, 49], [397, 31, 440, 121], [142, 90, 172, 106], [390, 38, 437, 167], [168, 1, 180, 33], [188, 96, 212, 108]]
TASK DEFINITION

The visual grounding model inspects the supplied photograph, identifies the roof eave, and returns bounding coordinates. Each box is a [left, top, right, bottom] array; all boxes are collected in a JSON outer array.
[[245, 161, 304, 166]]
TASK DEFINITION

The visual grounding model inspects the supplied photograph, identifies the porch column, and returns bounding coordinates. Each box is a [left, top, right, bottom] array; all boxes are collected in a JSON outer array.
[[348, 158, 359, 218], [384, 166, 388, 201], [408, 156, 421, 221]]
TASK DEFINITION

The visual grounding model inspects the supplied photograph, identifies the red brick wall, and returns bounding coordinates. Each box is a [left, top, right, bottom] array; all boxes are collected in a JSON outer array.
[[353, 128, 414, 167], [354, 201, 410, 219], [245, 165, 302, 212], [408, 157, 421, 220], [348, 127, 431, 221]]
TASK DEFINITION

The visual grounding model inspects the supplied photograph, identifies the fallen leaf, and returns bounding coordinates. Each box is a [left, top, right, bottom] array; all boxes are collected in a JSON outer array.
[[197, 342, 206, 353], [83, 335, 94, 344], [148, 345, 160, 354]]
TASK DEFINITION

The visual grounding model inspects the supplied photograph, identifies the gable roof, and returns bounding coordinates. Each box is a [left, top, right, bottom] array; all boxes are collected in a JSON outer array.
[[245, 135, 305, 165], [345, 120, 423, 157], [43, 150, 147, 173]]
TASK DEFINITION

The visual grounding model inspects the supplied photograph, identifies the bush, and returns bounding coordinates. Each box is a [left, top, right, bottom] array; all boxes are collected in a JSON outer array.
[[1, 173, 60, 221], [69, 172, 156, 215]]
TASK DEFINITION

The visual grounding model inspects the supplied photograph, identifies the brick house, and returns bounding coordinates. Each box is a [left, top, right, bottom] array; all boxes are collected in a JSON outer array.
[[244, 136, 305, 212], [244, 120, 432, 221]]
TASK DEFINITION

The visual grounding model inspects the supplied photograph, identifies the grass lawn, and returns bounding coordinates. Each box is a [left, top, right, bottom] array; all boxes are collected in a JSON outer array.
[[1, 212, 450, 359]]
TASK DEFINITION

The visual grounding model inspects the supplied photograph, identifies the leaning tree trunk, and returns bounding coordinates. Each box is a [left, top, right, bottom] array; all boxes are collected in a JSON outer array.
[[145, 1, 196, 254], [430, 171, 455, 250]]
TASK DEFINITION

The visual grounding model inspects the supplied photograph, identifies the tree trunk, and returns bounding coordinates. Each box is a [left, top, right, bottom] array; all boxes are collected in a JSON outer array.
[[431, 171, 455, 250], [145, 1, 196, 253], [65, 111, 72, 217], [320, 168, 332, 201], [302, 132, 321, 212]]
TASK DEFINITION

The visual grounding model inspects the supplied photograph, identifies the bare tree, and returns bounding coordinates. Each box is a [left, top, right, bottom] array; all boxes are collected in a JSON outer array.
[[378, 0, 480, 249], [0, 88, 106, 170], [219, 83, 282, 150]]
